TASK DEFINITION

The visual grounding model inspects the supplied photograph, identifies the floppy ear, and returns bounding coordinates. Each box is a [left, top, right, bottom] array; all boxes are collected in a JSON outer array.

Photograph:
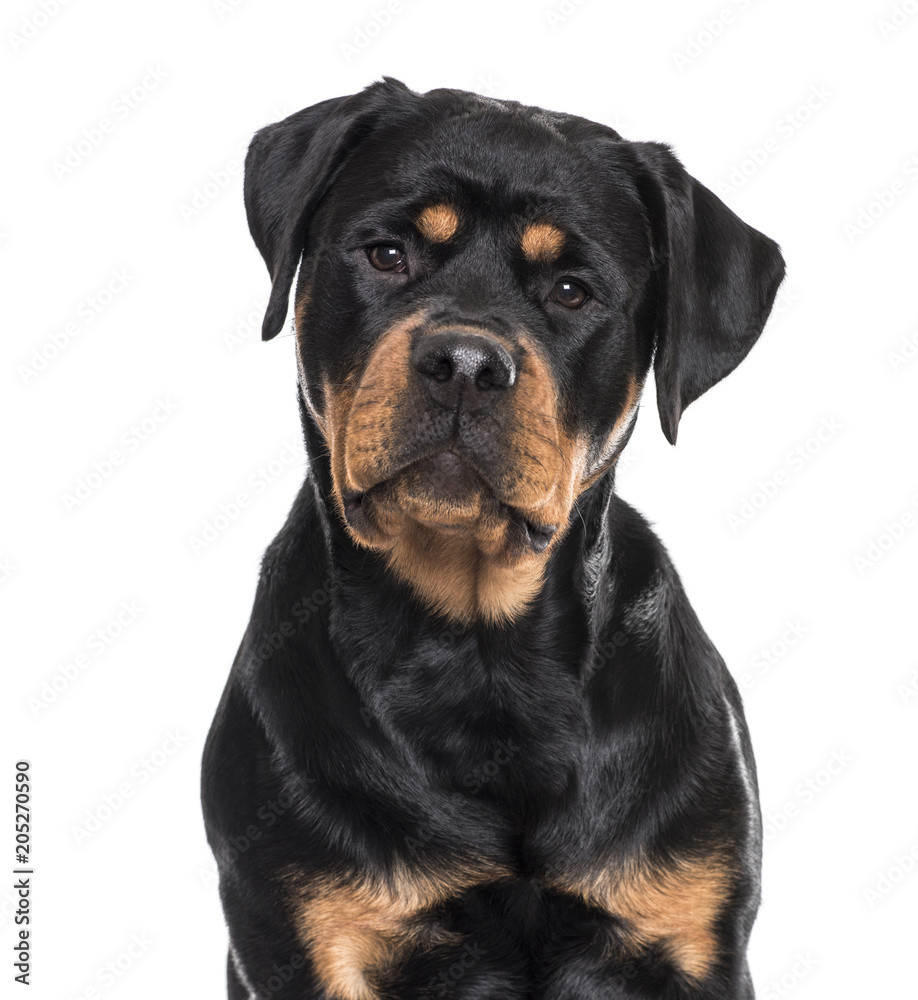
[[244, 77, 411, 341], [629, 142, 785, 444]]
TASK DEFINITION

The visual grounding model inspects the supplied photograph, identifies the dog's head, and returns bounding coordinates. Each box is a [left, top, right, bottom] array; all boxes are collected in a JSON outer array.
[[244, 78, 784, 624]]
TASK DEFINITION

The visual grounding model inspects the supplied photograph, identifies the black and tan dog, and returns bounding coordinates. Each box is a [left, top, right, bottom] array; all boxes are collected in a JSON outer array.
[[202, 78, 784, 1000]]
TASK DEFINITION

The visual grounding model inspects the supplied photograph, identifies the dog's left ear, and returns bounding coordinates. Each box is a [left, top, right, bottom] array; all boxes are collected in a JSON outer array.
[[629, 142, 785, 444], [244, 77, 412, 341]]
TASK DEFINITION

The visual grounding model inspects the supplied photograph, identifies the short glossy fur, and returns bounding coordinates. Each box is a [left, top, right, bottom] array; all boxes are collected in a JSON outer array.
[[202, 78, 785, 1000]]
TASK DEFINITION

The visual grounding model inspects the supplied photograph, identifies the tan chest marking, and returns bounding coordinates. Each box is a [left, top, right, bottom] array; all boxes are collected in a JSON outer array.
[[546, 852, 734, 982], [287, 859, 511, 1000], [381, 523, 549, 626]]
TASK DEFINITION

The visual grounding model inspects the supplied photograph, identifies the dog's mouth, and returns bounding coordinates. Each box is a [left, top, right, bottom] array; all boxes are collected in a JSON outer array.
[[341, 451, 558, 554]]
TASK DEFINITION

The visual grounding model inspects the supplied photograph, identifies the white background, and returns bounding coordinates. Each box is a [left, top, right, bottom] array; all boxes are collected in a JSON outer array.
[[2, 0, 917, 996]]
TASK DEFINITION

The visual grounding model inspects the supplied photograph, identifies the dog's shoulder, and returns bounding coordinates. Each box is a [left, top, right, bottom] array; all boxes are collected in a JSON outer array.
[[586, 492, 734, 707]]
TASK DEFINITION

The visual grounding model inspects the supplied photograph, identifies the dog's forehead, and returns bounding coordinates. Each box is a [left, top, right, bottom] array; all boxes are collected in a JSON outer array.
[[408, 103, 590, 175], [330, 103, 646, 249]]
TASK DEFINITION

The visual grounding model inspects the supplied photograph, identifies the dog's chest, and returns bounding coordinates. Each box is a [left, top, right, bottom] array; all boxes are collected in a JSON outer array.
[[363, 636, 587, 805]]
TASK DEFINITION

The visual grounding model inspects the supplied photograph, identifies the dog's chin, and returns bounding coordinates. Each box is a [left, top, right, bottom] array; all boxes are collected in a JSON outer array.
[[341, 452, 558, 554]]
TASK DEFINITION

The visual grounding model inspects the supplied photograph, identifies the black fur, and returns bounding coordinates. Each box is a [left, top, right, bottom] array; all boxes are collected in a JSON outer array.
[[202, 78, 784, 999]]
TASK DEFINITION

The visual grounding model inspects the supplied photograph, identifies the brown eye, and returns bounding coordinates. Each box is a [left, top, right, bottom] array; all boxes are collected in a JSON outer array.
[[367, 245, 407, 272], [550, 279, 589, 308]]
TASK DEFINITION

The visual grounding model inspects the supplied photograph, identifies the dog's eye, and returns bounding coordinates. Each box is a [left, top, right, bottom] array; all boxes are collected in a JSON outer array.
[[549, 279, 589, 309], [367, 245, 407, 272]]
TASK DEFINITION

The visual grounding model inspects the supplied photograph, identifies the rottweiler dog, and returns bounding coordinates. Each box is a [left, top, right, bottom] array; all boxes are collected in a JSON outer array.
[[202, 77, 784, 1000]]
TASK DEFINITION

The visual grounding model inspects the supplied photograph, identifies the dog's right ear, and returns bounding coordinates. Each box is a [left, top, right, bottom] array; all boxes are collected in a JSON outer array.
[[244, 77, 411, 341]]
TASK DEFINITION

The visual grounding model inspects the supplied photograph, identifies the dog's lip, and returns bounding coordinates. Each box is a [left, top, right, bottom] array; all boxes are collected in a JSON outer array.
[[344, 449, 483, 504], [341, 452, 558, 551], [522, 519, 558, 553], [411, 450, 484, 497], [341, 491, 364, 515]]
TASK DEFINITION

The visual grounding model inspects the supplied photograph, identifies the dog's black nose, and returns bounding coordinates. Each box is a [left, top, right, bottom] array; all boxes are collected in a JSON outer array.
[[411, 331, 516, 413]]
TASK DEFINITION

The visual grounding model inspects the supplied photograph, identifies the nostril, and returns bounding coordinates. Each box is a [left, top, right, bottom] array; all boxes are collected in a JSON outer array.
[[415, 350, 453, 382], [475, 366, 497, 391], [431, 358, 452, 382]]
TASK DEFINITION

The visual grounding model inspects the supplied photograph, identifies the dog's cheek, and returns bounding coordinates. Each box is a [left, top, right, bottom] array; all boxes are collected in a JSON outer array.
[[579, 375, 645, 490], [502, 338, 590, 531], [343, 317, 424, 493], [501, 339, 564, 506], [319, 372, 358, 525]]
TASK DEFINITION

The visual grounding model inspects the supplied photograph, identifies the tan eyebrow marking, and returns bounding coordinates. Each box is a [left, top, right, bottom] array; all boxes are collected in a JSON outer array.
[[415, 203, 459, 242], [520, 222, 566, 261]]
